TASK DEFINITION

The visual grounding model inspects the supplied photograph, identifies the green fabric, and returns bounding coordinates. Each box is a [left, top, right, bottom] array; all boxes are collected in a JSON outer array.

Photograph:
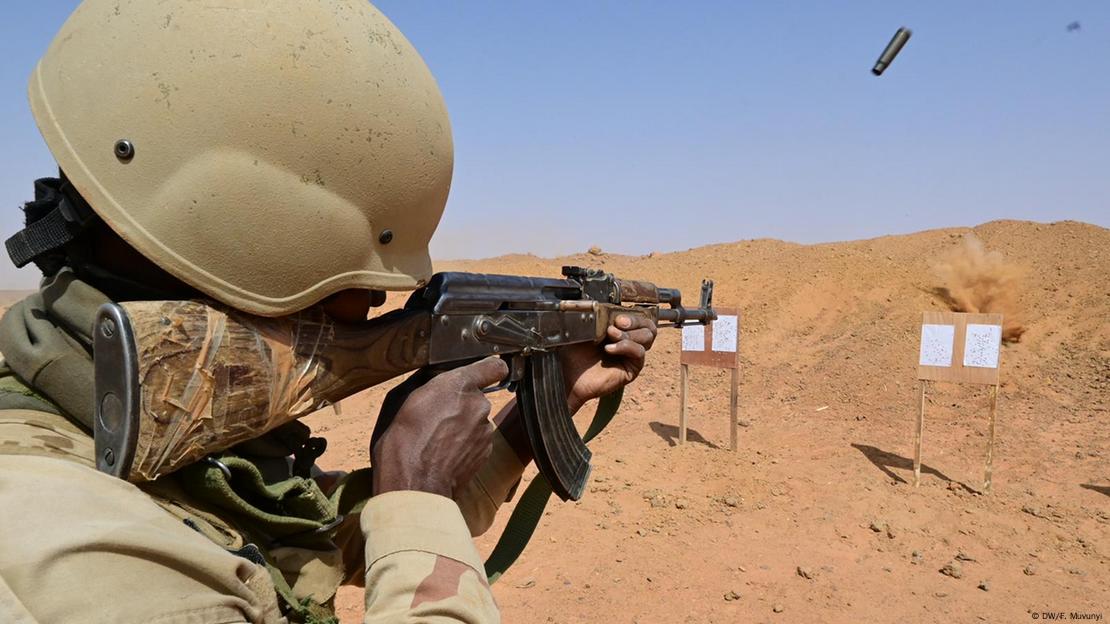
[[483, 388, 624, 583], [179, 459, 372, 623], [179, 455, 375, 545], [179, 456, 339, 548], [0, 268, 107, 430], [271, 468, 372, 624], [331, 467, 375, 518]]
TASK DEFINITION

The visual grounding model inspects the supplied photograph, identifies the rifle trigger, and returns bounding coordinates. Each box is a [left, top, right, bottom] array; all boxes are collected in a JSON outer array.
[[481, 354, 526, 394]]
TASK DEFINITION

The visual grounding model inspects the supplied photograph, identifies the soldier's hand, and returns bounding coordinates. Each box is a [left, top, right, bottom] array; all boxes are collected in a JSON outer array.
[[370, 357, 508, 499], [559, 314, 657, 413]]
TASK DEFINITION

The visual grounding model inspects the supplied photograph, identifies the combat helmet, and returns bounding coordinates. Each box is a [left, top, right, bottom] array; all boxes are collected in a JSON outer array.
[[12, 0, 453, 316]]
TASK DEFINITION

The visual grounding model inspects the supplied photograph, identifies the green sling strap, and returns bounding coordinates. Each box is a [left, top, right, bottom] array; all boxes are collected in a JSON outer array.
[[483, 388, 623, 583]]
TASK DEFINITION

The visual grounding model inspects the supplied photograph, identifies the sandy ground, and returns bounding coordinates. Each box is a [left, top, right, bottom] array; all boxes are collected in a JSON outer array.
[[299, 220, 1108, 623]]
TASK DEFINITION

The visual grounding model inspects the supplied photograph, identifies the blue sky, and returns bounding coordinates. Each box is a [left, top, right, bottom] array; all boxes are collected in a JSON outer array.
[[1, 2, 1107, 288]]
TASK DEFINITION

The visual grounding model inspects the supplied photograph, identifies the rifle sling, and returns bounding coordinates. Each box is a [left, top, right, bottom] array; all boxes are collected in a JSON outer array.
[[483, 388, 623, 583]]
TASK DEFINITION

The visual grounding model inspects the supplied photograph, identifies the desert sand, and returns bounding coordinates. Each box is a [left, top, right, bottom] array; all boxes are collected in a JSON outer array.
[[303, 219, 1107, 623]]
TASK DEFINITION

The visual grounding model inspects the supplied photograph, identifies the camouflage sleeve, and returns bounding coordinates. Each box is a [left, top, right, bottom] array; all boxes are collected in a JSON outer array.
[[454, 430, 525, 537], [362, 491, 499, 623]]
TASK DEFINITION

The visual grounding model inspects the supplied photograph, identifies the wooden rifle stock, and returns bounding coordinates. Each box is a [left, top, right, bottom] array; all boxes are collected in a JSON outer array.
[[93, 301, 431, 482]]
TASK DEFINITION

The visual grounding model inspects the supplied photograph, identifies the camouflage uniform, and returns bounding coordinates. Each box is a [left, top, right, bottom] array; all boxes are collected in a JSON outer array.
[[0, 272, 525, 624]]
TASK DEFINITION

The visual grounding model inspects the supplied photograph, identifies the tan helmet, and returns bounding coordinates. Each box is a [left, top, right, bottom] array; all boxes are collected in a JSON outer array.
[[30, 0, 453, 316]]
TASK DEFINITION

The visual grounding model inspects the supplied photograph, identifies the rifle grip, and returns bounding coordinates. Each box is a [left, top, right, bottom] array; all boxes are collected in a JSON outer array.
[[516, 351, 592, 501]]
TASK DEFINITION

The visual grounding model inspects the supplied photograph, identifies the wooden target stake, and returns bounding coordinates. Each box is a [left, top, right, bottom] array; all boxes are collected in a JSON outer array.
[[913, 380, 927, 487], [679, 363, 689, 445], [729, 366, 739, 451], [983, 383, 999, 492]]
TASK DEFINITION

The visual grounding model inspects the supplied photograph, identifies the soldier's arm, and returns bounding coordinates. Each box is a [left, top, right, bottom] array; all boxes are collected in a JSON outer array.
[[362, 492, 499, 623], [363, 358, 506, 622]]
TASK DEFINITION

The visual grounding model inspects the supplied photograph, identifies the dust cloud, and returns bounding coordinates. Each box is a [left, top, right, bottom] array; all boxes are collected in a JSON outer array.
[[933, 236, 1026, 343]]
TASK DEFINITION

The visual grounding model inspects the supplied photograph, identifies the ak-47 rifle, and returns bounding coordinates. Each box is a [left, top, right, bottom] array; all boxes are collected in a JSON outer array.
[[92, 266, 715, 501]]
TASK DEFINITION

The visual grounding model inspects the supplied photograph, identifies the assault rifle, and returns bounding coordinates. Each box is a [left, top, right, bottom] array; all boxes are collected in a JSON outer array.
[[92, 266, 715, 501]]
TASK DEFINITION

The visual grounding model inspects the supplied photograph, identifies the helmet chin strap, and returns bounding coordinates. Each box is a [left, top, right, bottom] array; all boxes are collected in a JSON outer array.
[[6, 173, 197, 303], [5, 174, 98, 273]]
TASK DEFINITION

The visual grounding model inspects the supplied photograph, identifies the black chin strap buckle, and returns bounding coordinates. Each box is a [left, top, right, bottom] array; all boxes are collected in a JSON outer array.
[[5, 177, 97, 269]]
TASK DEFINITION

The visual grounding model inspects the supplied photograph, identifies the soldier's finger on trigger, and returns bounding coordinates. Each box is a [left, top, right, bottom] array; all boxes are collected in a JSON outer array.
[[461, 356, 509, 389]]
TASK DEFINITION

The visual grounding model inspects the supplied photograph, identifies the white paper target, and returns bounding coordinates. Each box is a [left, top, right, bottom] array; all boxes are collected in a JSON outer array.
[[681, 324, 705, 351], [963, 324, 1002, 368], [919, 324, 955, 367], [712, 315, 738, 352]]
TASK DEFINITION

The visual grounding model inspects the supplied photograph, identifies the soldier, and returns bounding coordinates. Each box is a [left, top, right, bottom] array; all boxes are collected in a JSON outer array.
[[0, 2, 656, 623]]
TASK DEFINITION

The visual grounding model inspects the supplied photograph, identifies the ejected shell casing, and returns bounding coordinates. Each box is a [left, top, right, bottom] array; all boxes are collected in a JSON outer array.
[[872, 27, 912, 76]]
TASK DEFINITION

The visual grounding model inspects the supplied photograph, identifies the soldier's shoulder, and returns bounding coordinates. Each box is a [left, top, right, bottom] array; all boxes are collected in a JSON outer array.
[[0, 364, 93, 466]]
